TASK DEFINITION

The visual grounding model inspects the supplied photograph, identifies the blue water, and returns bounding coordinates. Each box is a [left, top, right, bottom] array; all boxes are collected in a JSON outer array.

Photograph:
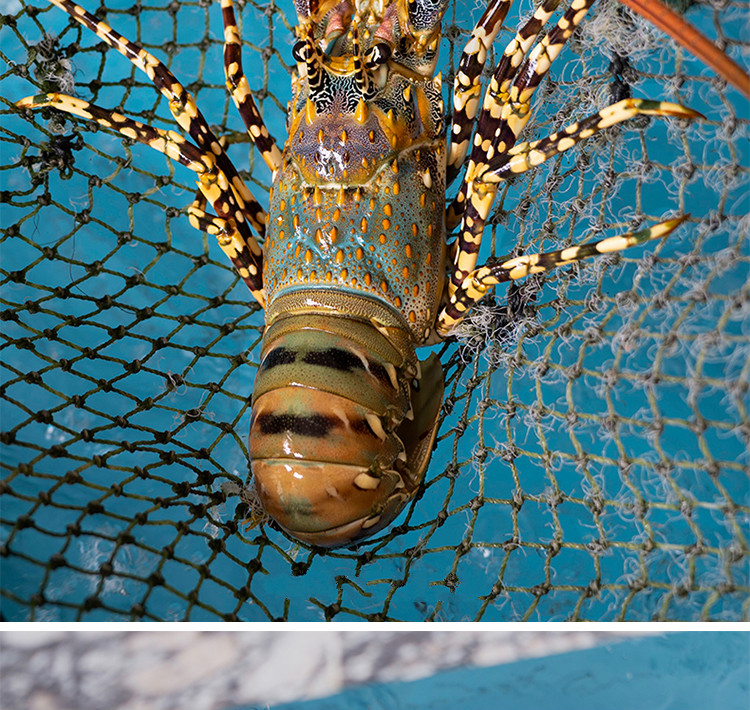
[[1, 0, 748, 621], [238, 632, 750, 710]]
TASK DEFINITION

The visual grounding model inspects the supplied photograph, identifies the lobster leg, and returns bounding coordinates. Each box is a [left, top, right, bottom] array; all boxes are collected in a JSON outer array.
[[18, 94, 218, 174], [221, 0, 283, 174], [479, 0, 599, 175], [448, 0, 596, 301], [447, 0, 515, 186], [447, 0, 565, 228], [187, 205, 267, 306], [183, 137, 266, 306], [36, 0, 267, 240], [482, 98, 704, 181], [435, 95, 702, 335], [17, 93, 267, 305], [183, 136, 267, 304], [436, 217, 687, 335]]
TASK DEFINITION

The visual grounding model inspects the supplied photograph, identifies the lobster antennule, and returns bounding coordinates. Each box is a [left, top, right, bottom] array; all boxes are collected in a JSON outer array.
[[303, 36, 327, 97], [323, 0, 354, 42], [351, 22, 372, 97]]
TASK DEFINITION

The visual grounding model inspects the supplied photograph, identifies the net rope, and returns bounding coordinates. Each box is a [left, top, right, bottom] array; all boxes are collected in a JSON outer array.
[[1, 0, 748, 621]]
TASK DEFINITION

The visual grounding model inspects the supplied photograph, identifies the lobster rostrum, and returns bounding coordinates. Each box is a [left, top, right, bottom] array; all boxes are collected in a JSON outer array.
[[18, 0, 703, 546]]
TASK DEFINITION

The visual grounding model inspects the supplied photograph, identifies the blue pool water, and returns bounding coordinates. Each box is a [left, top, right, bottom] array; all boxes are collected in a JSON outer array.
[[1, 0, 748, 621], [236, 633, 750, 710]]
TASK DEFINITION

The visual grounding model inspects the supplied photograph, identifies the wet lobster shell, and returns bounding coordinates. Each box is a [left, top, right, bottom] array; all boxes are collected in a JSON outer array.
[[250, 0, 452, 545]]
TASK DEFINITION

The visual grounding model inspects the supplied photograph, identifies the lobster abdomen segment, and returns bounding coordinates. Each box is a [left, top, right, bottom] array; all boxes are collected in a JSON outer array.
[[249, 316, 443, 546], [251, 387, 405, 467], [252, 457, 409, 545], [252, 328, 410, 416]]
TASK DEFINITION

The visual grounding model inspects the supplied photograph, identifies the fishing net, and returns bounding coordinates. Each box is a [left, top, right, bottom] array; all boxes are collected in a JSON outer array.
[[1, 0, 748, 621]]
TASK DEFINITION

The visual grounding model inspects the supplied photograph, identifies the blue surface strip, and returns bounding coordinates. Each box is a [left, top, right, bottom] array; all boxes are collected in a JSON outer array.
[[235, 633, 749, 710]]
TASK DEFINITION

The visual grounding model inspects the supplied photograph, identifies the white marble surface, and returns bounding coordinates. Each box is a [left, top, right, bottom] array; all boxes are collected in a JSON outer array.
[[0, 630, 654, 710]]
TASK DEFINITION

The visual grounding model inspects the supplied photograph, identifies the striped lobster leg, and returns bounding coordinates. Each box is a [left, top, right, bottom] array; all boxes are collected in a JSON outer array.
[[16, 0, 267, 305], [483, 98, 704, 180], [446, 0, 563, 228], [435, 97, 702, 335], [16, 93, 267, 305], [436, 217, 688, 336], [221, 0, 283, 174], [447, 0, 514, 186], [448, 0, 597, 301]]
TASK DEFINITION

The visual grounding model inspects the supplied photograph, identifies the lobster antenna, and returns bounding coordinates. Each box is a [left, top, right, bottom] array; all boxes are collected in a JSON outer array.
[[304, 35, 326, 100], [351, 20, 372, 98]]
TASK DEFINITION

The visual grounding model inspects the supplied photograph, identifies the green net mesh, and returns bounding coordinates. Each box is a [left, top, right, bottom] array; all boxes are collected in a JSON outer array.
[[1, 0, 748, 621]]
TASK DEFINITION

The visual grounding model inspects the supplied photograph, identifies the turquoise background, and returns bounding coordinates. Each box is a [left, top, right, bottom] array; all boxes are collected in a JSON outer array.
[[236, 633, 749, 710]]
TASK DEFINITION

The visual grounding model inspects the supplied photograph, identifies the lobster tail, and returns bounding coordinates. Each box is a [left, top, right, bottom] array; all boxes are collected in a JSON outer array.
[[249, 298, 443, 546]]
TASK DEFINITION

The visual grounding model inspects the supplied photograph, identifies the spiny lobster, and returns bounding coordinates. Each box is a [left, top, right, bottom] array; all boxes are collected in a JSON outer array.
[[18, 0, 703, 547]]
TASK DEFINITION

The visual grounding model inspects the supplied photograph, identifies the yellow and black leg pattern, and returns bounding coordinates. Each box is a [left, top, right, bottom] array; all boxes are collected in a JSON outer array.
[[440, 95, 701, 328], [447, 0, 598, 305], [447, 0, 514, 186], [221, 0, 282, 174], [187, 203, 267, 308], [17, 0, 269, 302], [17, 92, 267, 305], [187, 136, 267, 306], [436, 217, 688, 336], [445, 95, 701, 292], [17, 94, 218, 174], [446, 0, 564, 230], [36, 0, 267, 240], [476, 0, 597, 178], [482, 99, 704, 182]]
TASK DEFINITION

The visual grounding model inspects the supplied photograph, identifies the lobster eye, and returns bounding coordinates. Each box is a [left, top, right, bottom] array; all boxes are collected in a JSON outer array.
[[364, 42, 391, 70], [292, 39, 307, 63]]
